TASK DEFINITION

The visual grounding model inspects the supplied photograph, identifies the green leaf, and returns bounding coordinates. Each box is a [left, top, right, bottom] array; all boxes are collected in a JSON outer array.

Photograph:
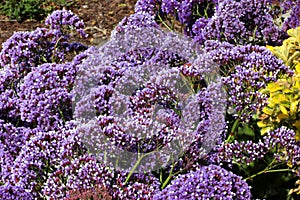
[[238, 124, 255, 137]]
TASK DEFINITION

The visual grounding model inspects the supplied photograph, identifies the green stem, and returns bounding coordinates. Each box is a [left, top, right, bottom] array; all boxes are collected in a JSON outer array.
[[124, 152, 149, 185], [232, 161, 250, 176], [11, 81, 19, 98], [171, 18, 175, 30], [225, 118, 240, 143], [51, 36, 64, 63], [245, 168, 292, 181], [157, 14, 173, 32], [161, 164, 175, 189], [244, 159, 287, 181], [225, 92, 255, 143], [161, 174, 172, 189]]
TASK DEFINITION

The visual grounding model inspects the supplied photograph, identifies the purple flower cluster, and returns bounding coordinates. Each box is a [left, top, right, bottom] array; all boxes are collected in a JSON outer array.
[[216, 127, 300, 169], [0, 10, 92, 199], [192, 17, 210, 44], [0, 184, 33, 200], [267, 127, 300, 168], [112, 12, 159, 38], [203, 0, 287, 45], [109, 172, 160, 199], [73, 25, 227, 174], [0, 121, 86, 199], [135, 0, 300, 46], [43, 153, 160, 199], [1, 56, 85, 129], [1, 2, 300, 198], [45, 9, 88, 39], [204, 40, 291, 121], [43, 155, 113, 199], [168, 81, 226, 172], [283, 3, 300, 31], [268, 0, 300, 32], [0, 120, 33, 182], [135, 0, 160, 16], [18, 53, 87, 129], [0, 68, 20, 124], [154, 164, 251, 199], [0, 10, 87, 78]]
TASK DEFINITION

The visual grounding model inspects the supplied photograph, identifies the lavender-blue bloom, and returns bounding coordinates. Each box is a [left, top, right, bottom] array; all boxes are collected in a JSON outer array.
[[45, 10, 88, 39], [0, 10, 87, 78], [215, 127, 300, 169], [109, 172, 160, 199], [205, 40, 291, 122], [154, 164, 251, 200], [161, 0, 180, 15], [43, 155, 114, 199], [135, 0, 161, 16], [282, 2, 300, 31], [112, 12, 158, 37], [192, 17, 210, 45], [18, 52, 87, 129], [202, 0, 286, 45], [0, 183, 33, 200], [5, 122, 85, 199]]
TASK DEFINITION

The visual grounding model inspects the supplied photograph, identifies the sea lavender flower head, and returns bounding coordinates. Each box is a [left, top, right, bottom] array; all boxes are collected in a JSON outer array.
[[72, 13, 227, 173], [0, 10, 87, 81], [153, 164, 251, 199], [45, 9, 88, 39], [202, 0, 287, 45]]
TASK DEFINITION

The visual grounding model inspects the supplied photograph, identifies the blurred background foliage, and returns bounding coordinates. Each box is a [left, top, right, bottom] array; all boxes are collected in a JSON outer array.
[[0, 0, 76, 22]]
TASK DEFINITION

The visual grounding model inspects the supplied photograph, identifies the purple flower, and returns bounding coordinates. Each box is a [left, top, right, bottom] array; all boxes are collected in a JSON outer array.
[[0, 10, 87, 78], [202, 0, 286, 45], [0, 183, 33, 200], [215, 127, 300, 169], [135, 0, 161, 16], [154, 164, 251, 200], [161, 0, 180, 15], [45, 10, 88, 38], [205, 40, 291, 122], [192, 17, 210, 44]]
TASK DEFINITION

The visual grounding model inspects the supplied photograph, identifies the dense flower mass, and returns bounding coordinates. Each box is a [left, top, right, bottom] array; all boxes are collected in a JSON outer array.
[[45, 10, 88, 38], [215, 127, 300, 167], [204, 40, 292, 121], [0, 10, 87, 77], [135, 0, 300, 45], [1, 1, 300, 199], [154, 165, 251, 199]]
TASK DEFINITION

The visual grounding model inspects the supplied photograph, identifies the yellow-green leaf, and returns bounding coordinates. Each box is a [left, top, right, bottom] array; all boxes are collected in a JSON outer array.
[[287, 51, 300, 68], [263, 107, 273, 115], [261, 127, 273, 135], [296, 63, 300, 74], [290, 100, 299, 115], [257, 121, 267, 128], [280, 105, 289, 115], [272, 93, 289, 104], [283, 88, 293, 94], [277, 113, 289, 121], [287, 26, 300, 41], [293, 120, 300, 128], [295, 130, 300, 141], [268, 82, 284, 93]]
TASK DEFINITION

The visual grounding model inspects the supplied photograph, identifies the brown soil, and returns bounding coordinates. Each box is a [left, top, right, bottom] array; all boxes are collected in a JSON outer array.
[[0, 0, 137, 49]]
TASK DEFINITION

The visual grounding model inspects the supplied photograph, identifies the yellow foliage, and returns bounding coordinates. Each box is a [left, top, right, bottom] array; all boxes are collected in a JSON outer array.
[[258, 26, 300, 137], [267, 26, 300, 69]]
